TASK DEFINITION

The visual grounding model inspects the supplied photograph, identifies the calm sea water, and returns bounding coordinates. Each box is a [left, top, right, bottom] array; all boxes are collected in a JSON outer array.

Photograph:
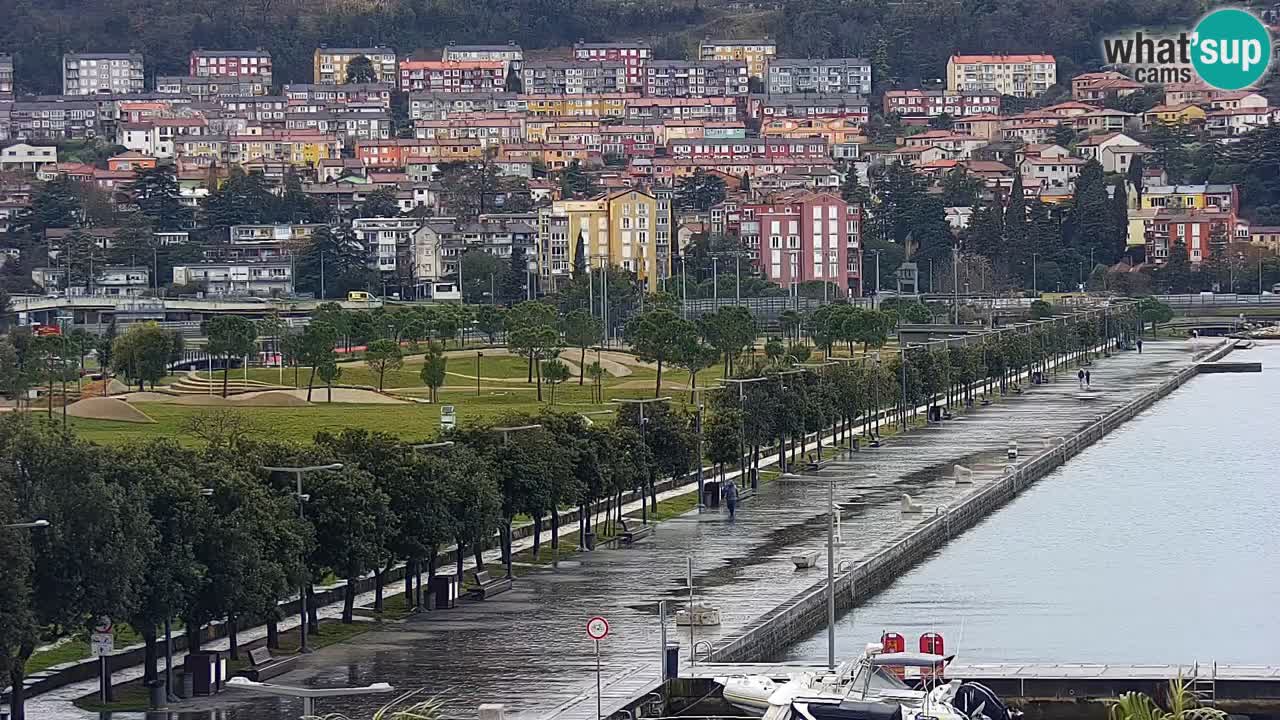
[[781, 342, 1280, 665]]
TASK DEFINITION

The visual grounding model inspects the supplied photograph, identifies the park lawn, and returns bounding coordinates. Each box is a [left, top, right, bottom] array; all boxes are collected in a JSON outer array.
[[27, 625, 144, 674]]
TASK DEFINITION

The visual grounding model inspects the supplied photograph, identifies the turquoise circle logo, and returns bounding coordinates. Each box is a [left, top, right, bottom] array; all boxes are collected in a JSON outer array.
[[1192, 8, 1271, 90]]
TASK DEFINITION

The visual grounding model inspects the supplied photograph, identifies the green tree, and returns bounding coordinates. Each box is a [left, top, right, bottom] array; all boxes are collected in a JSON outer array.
[[557, 160, 599, 200], [1063, 159, 1120, 263], [110, 323, 178, 391], [698, 306, 756, 377], [298, 322, 338, 402], [675, 169, 727, 211], [204, 316, 258, 397], [625, 309, 694, 396], [419, 341, 447, 402], [306, 466, 392, 623], [317, 358, 343, 403], [199, 169, 277, 239], [127, 165, 190, 231], [541, 359, 571, 405], [474, 304, 505, 343], [296, 226, 370, 299], [345, 55, 378, 84], [355, 188, 400, 218], [940, 167, 982, 208], [764, 336, 785, 366], [840, 168, 869, 205], [561, 309, 602, 385], [363, 339, 403, 391], [1108, 676, 1225, 720], [506, 301, 561, 397]]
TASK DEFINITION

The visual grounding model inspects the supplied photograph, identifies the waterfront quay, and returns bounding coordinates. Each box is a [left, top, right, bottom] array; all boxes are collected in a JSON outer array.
[[32, 340, 1215, 720]]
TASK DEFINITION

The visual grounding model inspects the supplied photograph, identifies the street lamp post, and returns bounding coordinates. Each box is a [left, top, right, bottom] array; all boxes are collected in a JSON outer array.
[[1032, 253, 1040, 295], [720, 376, 770, 488], [476, 351, 483, 397], [260, 463, 344, 654], [492, 425, 543, 578]]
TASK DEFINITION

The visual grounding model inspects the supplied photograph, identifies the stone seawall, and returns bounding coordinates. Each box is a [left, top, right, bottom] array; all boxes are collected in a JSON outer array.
[[708, 341, 1234, 663]]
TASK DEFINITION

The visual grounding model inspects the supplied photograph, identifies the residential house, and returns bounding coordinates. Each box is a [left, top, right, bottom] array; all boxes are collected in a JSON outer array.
[[750, 94, 869, 124], [738, 190, 862, 295], [173, 261, 293, 295], [946, 54, 1056, 97], [625, 97, 739, 122], [356, 137, 483, 166], [1205, 106, 1279, 137], [415, 215, 539, 292], [0, 144, 57, 173], [1249, 226, 1280, 254], [407, 91, 522, 120], [284, 110, 393, 144], [353, 216, 424, 280], [668, 137, 829, 161], [766, 58, 871, 96], [4, 99, 100, 140], [1071, 71, 1141, 102], [1206, 91, 1268, 111], [572, 42, 652, 92], [314, 47, 398, 85], [190, 50, 272, 83], [521, 93, 633, 117], [1131, 207, 1236, 264], [1019, 153, 1084, 189], [1142, 103, 1207, 128], [282, 83, 394, 110], [521, 60, 627, 95], [106, 150, 156, 172], [117, 117, 209, 158], [220, 95, 289, 123], [63, 52, 144, 95], [1076, 132, 1149, 174], [644, 60, 749, 98], [1075, 108, 1135, 135], [227, 130, 339, 166], [1141, 184, 1238, 213], [698, 38, 777, 79]]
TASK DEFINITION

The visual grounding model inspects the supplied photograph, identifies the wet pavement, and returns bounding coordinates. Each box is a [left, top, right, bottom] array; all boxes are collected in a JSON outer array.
[[28, 341, 1206, 720]]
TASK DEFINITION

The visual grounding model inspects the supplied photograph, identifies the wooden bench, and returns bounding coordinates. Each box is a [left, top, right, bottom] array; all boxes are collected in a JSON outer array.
[[469, 570, 512, 599], [240, 646, 299, 682], [618, 518, 654, 545]]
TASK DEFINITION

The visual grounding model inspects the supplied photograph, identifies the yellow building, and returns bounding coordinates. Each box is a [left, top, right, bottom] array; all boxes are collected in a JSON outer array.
[[229, 131, 339, 166], [698, 39, 777, 79], [520, 93, 633, 118], [539, 188, 671, 287], [1139, 183, 1237, 212], [1142, 103, 1207, 127], [313, 47, 398, 85], [762, 117, 865, 146]]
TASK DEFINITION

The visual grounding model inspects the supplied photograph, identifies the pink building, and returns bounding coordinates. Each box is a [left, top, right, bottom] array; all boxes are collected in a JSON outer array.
[[573, 42, 652, 92], [740, 191, 863, 295], [667, 137, 829, 161]]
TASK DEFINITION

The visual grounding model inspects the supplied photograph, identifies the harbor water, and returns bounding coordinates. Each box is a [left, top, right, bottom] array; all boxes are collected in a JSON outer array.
[[781, 341, 1280, 665]]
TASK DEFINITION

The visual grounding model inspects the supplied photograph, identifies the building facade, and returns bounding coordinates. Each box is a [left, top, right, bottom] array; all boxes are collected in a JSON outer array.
[[63, 52, 145, 95], [644, 60, 749, 98], [398, 61, 506, 93], [573, 42, 652, 92], [442, 44, 523, 74], [521, 61, 628, 95], [766, 58, 872, 95], [883, 89, 1002, 118], [698, 39, 777, 79], [946, 54, 1057, 98], [740, 191, 862, 294], [314, 47, 398, 85], [190, 50, 273, 82], [0, 54, 13, 101]]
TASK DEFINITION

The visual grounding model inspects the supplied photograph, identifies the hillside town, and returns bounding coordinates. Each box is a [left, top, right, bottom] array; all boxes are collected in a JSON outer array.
[[1, 40, 1278, 303]]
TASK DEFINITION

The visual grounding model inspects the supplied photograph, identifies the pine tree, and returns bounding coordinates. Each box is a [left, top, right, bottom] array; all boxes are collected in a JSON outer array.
[[965, 202, 1004, 261], [840, 167, 869, 205], [572, 231, 587, 278], [1063, 159, 1114, 261], [127, 166, 189, 231], [1108, 180, 1130, 262]]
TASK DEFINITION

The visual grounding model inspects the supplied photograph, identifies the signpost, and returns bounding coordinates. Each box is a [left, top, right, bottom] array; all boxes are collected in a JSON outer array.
[[92, 616, 114, 702], [587, 616, 610, 720], [441, 405, 457, 431]]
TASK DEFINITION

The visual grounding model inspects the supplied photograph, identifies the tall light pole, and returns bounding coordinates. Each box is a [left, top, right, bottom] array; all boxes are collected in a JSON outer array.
[[721, 376, 770, 489], [712, 256, 719, 310], [868, 249, 882, 308], [260, 463, 344, 654], [476, 351, 483, 397], [1032, 253, 1040, 295], [492, 424, 543, 579], [612, 397, 672, 522]]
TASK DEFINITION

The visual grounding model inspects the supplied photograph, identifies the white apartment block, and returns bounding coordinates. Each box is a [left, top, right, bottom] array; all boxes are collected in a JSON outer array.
[[353, 217, 422, 275], [767, 58, 872, 96], [946, 54, 1056, 98], [173, 261, 293, 296], [63, 52, 145, 95]]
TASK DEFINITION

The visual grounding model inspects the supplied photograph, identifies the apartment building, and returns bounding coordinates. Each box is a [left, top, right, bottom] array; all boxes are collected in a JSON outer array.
[[739, 190, 862, 294], [407, 91, 522, 120], [625, 97, 739, 122], [521, 60, 627, 95], [156, 75, 270, 99], [946, 54, 1057, 98], [883, 89, 1002, 118], [219, 95, 289, 123], [766, 58, 872, 95], [644, 60, 748, 98], [63, 52, 145, 95], [535, 188, 670, 286], [443, 43, 523, 74], [750, 95, 870, 124], [190, 49, 272, 83], [2, 99, 100, 141], [399, 60, 506, 93], [284, 110, 393, 143], [173, 261, 293, 296], [414, 215, 538, 287], [573, 42, 652, 92], [227, 130, 339, 166], [0, 54, 13, 101], [353, 216, 424, 278], [698, 38, 777, 79], [282, 83, 393, 109], [314, 47, 398, 85]]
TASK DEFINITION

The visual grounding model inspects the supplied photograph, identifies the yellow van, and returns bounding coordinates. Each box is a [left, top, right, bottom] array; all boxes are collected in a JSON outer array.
[[347, 291, 373, 302]]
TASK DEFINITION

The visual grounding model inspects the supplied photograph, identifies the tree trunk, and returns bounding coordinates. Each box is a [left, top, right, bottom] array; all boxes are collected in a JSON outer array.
[[404, 559, 416, 603], [655, 357, 663, 397], [142, 626, 158, 686], [267, 616, 279, 649], [532, 514, 542, 559], [222, 359, 229, 398], [535, 357, 543, 401], [307, 365, 316, 402], [374, 564, 385, 612], [456, 539, 465, 578], [527, 355, 533, 383], [306, 586, 320, 635], [9, 642, 34, 720], [580, 346, 586, 385], [551, 508, 560, 550], [342, 580, 356, 624], [227, 616, 239, 660], [186, 624, 202, 652]]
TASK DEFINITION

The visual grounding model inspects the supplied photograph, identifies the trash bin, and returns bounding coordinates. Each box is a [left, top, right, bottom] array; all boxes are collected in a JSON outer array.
[[147, 679, 168, 709], [851, 436, 860, 452], [1032, 371, 1044, 385], [928, 406, 941, 422], [429, 574, 459, 610], [663, 641, 680, 680], [703, 480, 721, 508]]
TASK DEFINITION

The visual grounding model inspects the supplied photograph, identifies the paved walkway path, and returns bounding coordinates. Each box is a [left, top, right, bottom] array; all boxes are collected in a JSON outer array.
[[25, 342, 1204, 720]]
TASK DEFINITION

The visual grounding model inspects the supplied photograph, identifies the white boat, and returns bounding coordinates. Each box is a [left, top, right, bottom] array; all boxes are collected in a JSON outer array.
[[717, 645, 1017, 720]]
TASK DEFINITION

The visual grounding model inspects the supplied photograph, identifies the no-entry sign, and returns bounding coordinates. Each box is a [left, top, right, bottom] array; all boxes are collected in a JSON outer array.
[[586, 616, 610, 641]]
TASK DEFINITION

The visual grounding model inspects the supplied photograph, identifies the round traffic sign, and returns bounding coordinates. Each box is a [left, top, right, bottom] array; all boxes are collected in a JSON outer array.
[[93, 615, 112, 634], [586, 616, 610, 640]]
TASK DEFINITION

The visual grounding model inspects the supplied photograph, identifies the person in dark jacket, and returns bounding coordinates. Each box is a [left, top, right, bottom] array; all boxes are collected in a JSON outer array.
[[723, 481, 738, 520]]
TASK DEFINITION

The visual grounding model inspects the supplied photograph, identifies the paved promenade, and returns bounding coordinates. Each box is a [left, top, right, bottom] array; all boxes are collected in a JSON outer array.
[[29, 341, 1204, 720]]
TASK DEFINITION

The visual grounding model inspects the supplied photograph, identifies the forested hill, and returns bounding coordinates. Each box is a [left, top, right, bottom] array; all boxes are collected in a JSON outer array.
[[3, 0, 1205, 94]]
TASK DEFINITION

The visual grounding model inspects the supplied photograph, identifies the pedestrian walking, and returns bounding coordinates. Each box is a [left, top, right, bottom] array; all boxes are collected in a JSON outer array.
[[1137, 338, 1143, 354], [1085, 370, 1091, 387], [1077, 368, 1085, 388], [723, 480, 738, 520]]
